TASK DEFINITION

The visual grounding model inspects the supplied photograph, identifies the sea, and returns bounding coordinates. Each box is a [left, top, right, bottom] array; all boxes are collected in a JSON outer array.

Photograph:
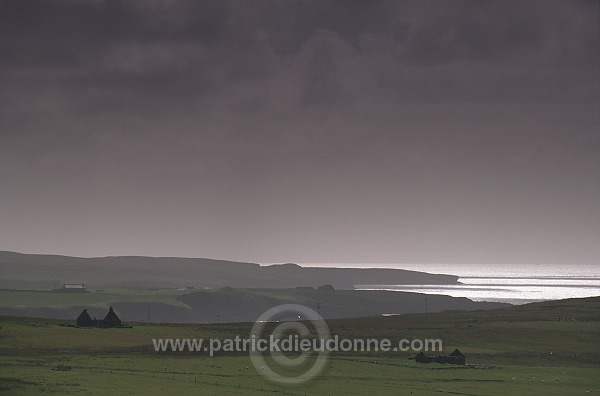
[[298, 263, 600, 305]]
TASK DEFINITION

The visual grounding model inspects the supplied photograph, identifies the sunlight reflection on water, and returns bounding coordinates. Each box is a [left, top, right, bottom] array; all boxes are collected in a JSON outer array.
[[298, 263, 600, 305]]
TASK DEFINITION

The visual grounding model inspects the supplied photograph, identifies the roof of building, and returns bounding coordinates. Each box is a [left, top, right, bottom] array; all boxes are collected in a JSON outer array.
[[103, 306, 121, 322], [77, 309, 93, 321], [64, 284, 85, 288], [449, 349, 464, 357]]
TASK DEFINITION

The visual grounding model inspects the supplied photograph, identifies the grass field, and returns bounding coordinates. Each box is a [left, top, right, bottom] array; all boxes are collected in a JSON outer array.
[[0, 287, 190, 309], [0, 286, 509, 323], [1, 297, 599, 395]]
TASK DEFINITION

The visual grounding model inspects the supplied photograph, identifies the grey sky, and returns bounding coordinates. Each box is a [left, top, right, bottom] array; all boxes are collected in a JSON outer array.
[[0, 0, 598, 264]]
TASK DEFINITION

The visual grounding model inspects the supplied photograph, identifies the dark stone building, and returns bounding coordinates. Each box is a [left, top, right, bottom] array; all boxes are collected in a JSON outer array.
[[415, 349, 465, 365], [449, 348, 466, 365], [99, 306, 122, 328], [75, 306, 124, 328], [76, 309, 96, 327]]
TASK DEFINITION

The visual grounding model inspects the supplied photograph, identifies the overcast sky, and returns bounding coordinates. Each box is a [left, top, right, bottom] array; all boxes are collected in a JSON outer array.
[[0, 0, 598, 265]]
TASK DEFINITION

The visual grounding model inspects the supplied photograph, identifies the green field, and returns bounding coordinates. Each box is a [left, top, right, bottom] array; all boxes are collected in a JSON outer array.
[[0, 288, 191, 308], [1, 297, 599, 395], [0, 286, 509, 323]]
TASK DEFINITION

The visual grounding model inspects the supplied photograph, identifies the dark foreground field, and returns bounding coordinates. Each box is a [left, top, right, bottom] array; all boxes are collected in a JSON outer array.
[[1, 297, 599, 395]]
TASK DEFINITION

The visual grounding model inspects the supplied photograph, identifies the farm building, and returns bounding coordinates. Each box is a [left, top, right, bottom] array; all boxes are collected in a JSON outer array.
[[415, 349, 466, 365], [53, 283, 86, 293], [449, 348, 466, 365], [76, 309, 96, 327], [99, 307, 122, 328], [76, 306, 125, 328]]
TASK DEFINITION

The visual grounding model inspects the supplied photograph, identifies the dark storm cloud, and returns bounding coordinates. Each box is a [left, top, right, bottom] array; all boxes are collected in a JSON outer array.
[[1, 0, 597, 117], [0, 0, 598, 263]]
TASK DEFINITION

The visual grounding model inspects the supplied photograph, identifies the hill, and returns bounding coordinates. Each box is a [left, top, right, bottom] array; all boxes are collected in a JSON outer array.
[[0, 251, 458, 289]]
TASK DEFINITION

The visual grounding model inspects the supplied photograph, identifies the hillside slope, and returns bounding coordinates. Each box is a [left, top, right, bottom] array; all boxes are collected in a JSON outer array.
[[0, 286, 508, 323], [0, 251, 458, 289]]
